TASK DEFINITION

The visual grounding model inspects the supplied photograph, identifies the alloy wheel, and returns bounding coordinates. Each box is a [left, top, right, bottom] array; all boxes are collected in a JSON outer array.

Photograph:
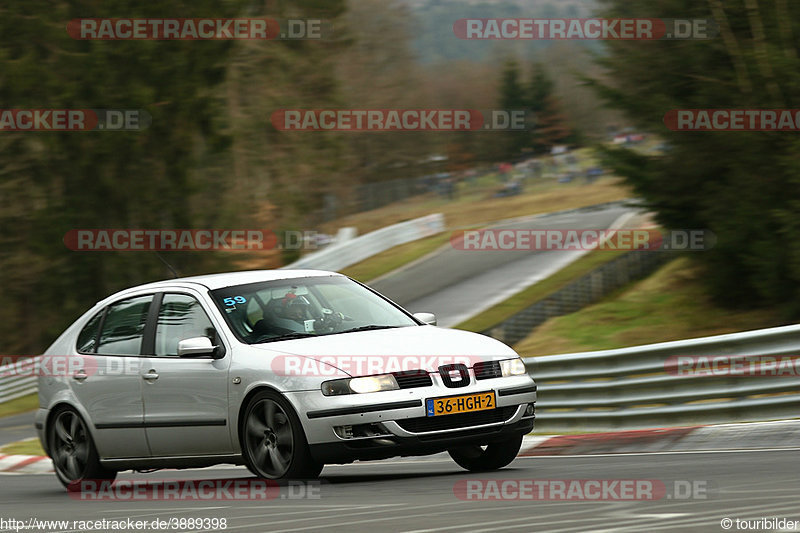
[[51, 410, 90, 481], [245, 398, 295, 478]]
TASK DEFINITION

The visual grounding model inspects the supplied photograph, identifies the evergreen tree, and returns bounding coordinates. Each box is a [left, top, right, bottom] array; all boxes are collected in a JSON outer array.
[[527, 63, 572, 151], [592, 0, 800, 314], [499, 59, 529, 158]]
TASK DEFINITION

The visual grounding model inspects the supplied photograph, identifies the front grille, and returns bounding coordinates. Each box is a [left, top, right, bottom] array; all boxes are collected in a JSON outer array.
[[392, 370, 433, 389], [474, 361, 502, 380], [395, 406, 516, 433], [439, 364, 470, 388]]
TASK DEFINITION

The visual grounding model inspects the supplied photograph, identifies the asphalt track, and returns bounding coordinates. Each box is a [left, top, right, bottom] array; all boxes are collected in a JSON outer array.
[[1, 449, 798, 532], [0, 412, 36, 447], [370, 203, 638, 327]]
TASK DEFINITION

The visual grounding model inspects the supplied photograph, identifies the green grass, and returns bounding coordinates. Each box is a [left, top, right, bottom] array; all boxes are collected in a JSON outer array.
[[0, 438, 45, 456], [514, 257, 788, 357], [455, 249, 630, 333], [340, 232, 452, 283], [0, 393, 38, 418]]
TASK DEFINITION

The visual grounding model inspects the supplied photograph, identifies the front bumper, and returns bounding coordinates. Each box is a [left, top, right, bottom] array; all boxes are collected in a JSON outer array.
[[309, 408, 534, 464], [285, 375, 536, 464]]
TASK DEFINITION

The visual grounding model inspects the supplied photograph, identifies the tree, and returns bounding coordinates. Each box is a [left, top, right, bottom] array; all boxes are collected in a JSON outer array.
[[224, 0, 348, 233], [591, 0, 800, 314], [527, 63, 573, 150], [335, 0, 430, 186], [499, 59, 529, 158], [529, 64, 555, 114], [0, 0, 249, 353]]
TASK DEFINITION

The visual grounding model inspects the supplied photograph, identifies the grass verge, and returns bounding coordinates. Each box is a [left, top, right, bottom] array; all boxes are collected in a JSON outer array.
[[340, 233, 451, 282], [455, 249, 630, 332], [514, 257, 787, 357], [0, 438, 45, 456], [0, 393, 38, 419]]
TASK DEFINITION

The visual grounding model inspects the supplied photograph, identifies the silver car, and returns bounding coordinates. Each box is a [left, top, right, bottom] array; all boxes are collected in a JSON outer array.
[[36, 270, 536, 487]]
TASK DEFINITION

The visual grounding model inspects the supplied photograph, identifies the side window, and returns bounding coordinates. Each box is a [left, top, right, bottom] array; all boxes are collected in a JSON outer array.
[[155, 294, 215, 357], [76, 311, 104, 353], [96, 295, 153, 356]]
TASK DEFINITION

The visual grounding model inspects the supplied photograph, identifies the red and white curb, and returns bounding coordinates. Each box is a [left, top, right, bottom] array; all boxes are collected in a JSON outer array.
[[520, 419, 800, 456], [0, 454, 53, 474], [520, 427, 697, 456]]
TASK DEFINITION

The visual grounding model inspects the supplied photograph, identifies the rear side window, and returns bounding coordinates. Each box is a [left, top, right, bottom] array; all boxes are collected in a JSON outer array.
[[96, 295, 153, 356], [76, 311, 104, 353]]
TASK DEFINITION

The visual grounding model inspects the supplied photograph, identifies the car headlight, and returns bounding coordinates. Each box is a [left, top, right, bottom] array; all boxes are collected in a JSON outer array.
[[500, 357, 527, 377], [321, 374, 399, 396]]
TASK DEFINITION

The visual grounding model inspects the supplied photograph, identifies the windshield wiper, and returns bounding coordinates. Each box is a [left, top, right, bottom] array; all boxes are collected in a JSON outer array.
[[337, 325, 401, 334], [254, 332, 317, 343]]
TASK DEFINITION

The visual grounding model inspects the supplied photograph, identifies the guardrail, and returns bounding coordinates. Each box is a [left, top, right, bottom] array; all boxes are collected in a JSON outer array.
[[283, 213, 445, 272], [3, 312, 799, 437], [527, 324, 800, 432], [0, 358, 37, 403]]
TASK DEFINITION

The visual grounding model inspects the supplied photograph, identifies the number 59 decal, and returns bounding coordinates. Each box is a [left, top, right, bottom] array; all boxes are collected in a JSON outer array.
[[223, 296, 247, 306]]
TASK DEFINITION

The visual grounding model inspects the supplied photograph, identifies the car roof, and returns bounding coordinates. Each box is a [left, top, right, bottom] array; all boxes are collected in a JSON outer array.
[[120, 269, 344, 293]]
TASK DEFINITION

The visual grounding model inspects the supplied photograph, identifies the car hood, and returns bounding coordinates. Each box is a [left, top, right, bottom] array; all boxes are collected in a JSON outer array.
[[251, 326, 518, 376]]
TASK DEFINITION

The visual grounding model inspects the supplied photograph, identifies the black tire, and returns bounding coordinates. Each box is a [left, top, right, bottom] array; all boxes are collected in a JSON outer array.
[[448, 434, 523, 472], [241, 390, 323, 480], [48, 407, 116, 489]]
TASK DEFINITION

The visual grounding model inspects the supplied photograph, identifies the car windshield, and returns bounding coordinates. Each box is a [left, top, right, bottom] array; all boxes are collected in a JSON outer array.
[[210, 276, 418, 344]]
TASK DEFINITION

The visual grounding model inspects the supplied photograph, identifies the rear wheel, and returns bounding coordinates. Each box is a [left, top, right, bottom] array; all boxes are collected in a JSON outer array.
[[241, 390, 323, 479], [448, 434, 523, 472], [48, 407, 116, 489]]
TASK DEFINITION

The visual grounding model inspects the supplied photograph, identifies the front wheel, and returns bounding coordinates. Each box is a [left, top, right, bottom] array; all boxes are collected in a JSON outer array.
[[448, 434, 523, 472], [48, 407, 116, 489], [241, 390, 323, 480]]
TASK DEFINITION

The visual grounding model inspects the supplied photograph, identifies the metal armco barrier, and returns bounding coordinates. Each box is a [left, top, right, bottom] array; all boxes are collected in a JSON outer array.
[[527, 324, 800, 432], [2, 326, 800, 436], [0, 358, 37, 403], [284, 213, 445, 272]]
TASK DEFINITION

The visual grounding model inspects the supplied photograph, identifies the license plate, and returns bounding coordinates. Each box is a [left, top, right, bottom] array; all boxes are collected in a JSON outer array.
[[426, 391, 496, 417]]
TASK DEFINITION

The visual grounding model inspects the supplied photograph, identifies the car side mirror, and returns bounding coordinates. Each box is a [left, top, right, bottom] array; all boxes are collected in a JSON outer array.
[[177, 336, 222, 359], [413, 312, 437, 326]]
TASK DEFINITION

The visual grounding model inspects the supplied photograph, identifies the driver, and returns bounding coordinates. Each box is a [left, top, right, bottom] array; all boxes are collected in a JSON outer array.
[[280, 292, 314, 323]]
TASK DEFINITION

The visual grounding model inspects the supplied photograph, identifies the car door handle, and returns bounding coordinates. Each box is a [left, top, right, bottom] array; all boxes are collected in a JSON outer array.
[[143, 370, 159, 381], [72, 370, 88, 382]]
